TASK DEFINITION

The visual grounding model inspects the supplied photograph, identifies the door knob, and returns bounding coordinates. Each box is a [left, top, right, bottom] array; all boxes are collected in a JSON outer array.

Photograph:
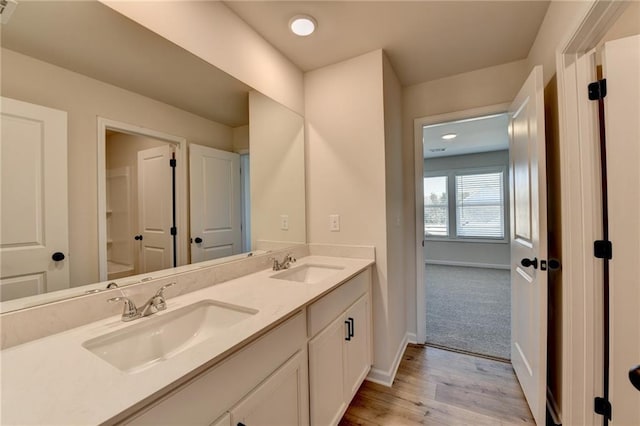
[[51, 252, 65, 262], [520, 257, 538, 269], [194, 237, 203, 244], [134, 235, 143, 241], [630, 365, 640, 391]]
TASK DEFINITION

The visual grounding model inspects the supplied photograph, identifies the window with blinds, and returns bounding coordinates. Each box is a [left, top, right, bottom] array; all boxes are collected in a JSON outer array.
[[424, 176, 448, 236], [455, 172, 505, 238]]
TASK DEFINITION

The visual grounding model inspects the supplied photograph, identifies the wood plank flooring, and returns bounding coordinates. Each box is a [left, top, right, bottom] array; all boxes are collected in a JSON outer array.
[[339, 344, 535, 425]]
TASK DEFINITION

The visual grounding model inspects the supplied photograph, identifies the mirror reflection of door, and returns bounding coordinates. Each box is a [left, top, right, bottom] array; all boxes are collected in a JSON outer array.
[[0, 97, 70, 301], [105, 131, 175, 280], [189, 144, 242, 263]]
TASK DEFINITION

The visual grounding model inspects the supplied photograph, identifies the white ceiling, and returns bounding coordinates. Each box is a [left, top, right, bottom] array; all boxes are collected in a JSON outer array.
[[1, 1, 252, 127], [1, 1, 551, 125], [224, 1, 550, 86], [423, 113, 509, 158]]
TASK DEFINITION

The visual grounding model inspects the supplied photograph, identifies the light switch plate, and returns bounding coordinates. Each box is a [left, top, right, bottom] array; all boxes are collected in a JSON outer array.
[[329, 214, 340, 232]]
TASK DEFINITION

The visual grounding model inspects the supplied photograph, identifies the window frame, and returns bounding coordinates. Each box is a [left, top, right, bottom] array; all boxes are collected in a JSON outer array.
[[424, 165, 509, 244]]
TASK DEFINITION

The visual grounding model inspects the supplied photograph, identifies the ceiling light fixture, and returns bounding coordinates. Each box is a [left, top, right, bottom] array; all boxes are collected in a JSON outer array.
[[289, 15, 316, 37], [441, 133, 457, 140]]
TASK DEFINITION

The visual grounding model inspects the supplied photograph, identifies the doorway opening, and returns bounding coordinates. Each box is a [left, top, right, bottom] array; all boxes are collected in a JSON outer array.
[[97, 118, 187, 282], [104, 130, 177, 280], [421, 112, 511, 361]]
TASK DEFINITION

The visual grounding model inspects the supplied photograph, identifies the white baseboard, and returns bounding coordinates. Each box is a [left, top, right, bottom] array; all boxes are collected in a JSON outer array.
[[407, 332, 418, 344], [366, 333, 409, 387], [425, 259, 510, 270]]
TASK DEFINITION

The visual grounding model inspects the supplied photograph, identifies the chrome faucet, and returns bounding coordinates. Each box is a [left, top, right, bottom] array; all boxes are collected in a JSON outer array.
[[108, 282, 175, 322], [271, 253, 296, 271]]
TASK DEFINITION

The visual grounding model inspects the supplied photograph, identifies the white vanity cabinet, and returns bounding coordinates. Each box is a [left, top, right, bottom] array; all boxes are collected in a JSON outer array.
[[229, 349, 309, 426], [122, 311, 308, 426], [307, 269, 372, 426]]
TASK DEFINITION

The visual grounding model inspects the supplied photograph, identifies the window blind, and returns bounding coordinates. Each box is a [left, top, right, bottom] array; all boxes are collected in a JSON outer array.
[[455, 172, 504, 238]]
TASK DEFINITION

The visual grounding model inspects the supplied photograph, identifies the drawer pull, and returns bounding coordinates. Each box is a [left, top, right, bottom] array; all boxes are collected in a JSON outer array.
[[345, 320, 352, 341], [348, 317, 355, 338]]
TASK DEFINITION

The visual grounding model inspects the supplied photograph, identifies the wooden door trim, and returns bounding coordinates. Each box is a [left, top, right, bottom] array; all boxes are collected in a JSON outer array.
[[555, 1, 630, 424]]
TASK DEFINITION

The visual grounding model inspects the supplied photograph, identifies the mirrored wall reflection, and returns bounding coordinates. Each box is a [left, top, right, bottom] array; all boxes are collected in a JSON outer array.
[[0, 1, 305, 312]]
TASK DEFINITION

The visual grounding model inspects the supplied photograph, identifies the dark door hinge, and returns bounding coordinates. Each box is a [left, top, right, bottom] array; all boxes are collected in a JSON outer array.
[[170, 226, 177, 236], [594, 240, 612, 259], [594, 396, 612, 420], [588, 79, 607, 100], [169, 158, 177, 168]]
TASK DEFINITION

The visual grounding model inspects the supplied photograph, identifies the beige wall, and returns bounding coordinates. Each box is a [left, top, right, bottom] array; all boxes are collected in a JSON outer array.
[[249, 91, 306, 246], [599, 1, 640, 47], [232, 125, 250, 153], [102, 1, 304, 116], [1, 48, 233, 287], [526, 1, 594, 84], [402, 59, 529, 336], [382, 53, 407, 369], [306, 49, 406, 376]]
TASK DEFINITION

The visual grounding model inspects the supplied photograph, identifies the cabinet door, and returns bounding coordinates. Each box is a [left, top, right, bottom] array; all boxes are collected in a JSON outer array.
[[343, 295, 371, 399], [308, 315, 347, 426], [230, 350, 308, 426]]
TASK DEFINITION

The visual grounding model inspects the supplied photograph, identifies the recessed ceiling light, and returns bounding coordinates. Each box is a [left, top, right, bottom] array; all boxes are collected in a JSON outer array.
[[441, 133, 457, 140], [289, 15, 316, 37]]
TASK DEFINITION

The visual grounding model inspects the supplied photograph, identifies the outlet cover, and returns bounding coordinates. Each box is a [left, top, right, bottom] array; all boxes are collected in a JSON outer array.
[[329, 214, 340, 232], [280, 215, 289, 230]]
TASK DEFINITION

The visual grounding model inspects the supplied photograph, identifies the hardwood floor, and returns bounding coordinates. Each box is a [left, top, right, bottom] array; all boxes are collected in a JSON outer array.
[[339, 344, 535, 425]]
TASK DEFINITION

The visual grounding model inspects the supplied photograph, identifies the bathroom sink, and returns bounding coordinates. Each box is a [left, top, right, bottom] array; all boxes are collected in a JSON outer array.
[[270, 264, 344, 284], [83, 300, 258, 373]]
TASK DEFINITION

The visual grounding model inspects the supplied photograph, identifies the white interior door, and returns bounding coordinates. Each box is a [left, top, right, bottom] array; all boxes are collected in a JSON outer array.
[[189, 144, 241, 263], [508, 65, 547, 425], [602, 34, 640, 426], [137, 145, 173, 274], [0, 97, 69, 301]]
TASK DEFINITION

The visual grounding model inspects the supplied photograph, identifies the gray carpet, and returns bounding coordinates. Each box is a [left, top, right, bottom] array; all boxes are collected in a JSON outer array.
[[425, 264, 511, 360]]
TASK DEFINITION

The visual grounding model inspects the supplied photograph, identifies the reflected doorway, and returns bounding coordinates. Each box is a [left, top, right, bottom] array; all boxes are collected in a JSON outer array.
[[105, 130, 176, 280]]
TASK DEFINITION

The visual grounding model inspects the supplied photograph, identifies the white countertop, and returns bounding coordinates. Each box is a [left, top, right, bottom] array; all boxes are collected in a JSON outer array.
[[0, 255, 373, 425]]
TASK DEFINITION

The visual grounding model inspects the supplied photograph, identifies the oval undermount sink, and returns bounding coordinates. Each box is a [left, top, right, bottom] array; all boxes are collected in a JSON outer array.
[[83, 300, 258, 373], [270, 264, 344, 284]]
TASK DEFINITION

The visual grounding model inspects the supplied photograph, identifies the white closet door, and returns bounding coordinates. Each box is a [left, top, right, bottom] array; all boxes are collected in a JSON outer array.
[[0, 97, 69, 300], [189, 144, 241, 263], [508, 65, 548, 426]]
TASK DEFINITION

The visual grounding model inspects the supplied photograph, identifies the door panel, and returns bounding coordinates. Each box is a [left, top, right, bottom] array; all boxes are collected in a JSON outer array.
[[137, 145, 173, 273], [343, 295, 371, 400], [509, 65, 547, 426], [0, 97, 69, 299], [189, 144, 241, 263], [308, 315, 346, 426], [603, 34, 640, 426]]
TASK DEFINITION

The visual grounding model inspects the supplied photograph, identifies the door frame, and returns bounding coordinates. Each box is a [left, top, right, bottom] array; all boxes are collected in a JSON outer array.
[[413, 102, 510, 344], [97, 117, 188, 281], [555, 1, 629, 424]]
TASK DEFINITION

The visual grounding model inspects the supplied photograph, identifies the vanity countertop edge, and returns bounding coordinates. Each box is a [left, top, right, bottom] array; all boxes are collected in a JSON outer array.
[[0, 255, 374, 426]]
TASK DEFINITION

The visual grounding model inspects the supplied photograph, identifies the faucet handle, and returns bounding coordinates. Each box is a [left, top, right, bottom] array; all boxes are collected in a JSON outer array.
[[108, 296, 138, 321], [155, 282, 175, 298], [152, 282, 175, 312]]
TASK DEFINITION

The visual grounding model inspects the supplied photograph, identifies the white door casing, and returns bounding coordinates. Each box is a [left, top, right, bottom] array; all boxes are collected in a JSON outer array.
[[137, 145, 174, 274], [0, 97, 69, 301], [509, 65, 548, 426], [603, 34, 640, 426], [189, 144, 241, 263]]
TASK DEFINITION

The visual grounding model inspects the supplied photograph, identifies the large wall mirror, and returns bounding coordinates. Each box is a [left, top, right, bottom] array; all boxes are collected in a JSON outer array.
[[0, 1, 306, 313]]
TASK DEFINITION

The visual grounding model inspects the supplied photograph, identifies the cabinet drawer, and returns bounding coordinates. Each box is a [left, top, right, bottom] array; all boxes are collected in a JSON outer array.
[[307, 268, 370, 337], [124, 311, 306, 425]]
